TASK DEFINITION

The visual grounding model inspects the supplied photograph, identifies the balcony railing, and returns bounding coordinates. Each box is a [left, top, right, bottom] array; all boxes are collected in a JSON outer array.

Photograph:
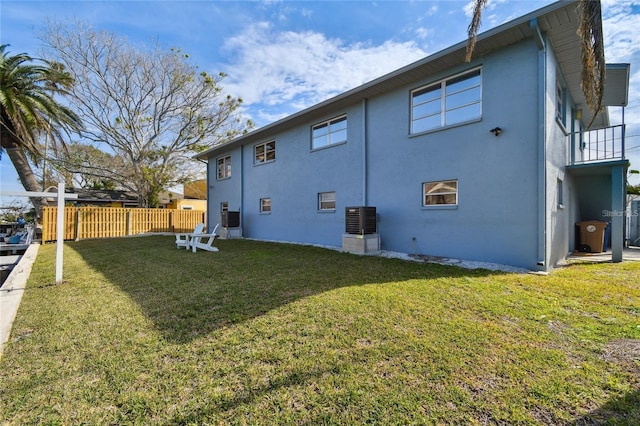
[[570, 124, 626, 165]]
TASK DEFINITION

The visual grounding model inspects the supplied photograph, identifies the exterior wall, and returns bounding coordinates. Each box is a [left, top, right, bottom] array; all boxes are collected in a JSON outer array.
[[545, 47, 574, 267], [573, 174, 612, 221], [366, 40, 540, 268], [205, 38, 552, 269], [184, 180, 207, 199], [207, 146, 243, 228], [241, 105, 365, 246], [630, 200, 640, 246]]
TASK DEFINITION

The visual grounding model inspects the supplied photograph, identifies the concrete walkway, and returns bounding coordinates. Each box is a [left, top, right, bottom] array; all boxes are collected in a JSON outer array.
[[566, 246, 640, 263], [0, 244, 39, 359]]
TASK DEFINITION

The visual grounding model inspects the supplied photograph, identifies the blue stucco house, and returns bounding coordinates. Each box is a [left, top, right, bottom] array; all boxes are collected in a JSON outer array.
[[198, 0, 630, 271]]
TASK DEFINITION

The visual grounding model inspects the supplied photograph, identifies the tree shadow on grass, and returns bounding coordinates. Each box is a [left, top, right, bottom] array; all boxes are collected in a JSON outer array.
[[69, 236, 504, 344], [573, 389, 640, 425]]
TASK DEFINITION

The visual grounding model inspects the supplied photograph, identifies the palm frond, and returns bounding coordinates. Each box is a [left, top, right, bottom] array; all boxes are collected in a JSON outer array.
[[466, 0, 488, 62], [577, 0, 606, 128]]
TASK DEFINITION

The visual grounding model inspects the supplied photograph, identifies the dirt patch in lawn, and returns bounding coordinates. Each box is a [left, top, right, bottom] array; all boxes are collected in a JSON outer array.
[[602, 338, 640, 376]]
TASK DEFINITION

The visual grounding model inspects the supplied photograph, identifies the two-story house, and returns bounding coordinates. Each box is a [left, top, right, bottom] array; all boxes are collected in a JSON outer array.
[[198, 0, 630, 271]]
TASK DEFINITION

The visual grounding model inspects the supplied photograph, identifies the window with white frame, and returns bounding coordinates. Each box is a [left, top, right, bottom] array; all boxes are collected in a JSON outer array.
[[318, 191, 336, 211], [255, 140, 276, 164], [221, 201, 228, 212], [411, 69, 482, 134], [423, 180, 458, 206], [312, 115, 347, 150], [556, 78, 567, 125], [217, 155, 231, 179], [260, 198, 271, 213]]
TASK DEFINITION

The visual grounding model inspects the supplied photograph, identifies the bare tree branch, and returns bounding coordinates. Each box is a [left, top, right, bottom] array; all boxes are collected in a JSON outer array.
[[40, 21, 252, 206]]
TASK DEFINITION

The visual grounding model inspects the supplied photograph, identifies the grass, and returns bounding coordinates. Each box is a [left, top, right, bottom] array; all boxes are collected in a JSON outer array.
[[0, 236, 639, 424]]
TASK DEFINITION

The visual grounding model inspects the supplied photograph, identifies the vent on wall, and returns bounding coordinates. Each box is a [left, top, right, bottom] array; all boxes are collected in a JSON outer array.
[[221, 211, 240, 228], [345, 206, 377, 235]]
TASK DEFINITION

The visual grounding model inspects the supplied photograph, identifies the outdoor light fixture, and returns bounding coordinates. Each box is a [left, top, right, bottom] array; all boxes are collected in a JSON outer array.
[[489, 127, 503, 136]]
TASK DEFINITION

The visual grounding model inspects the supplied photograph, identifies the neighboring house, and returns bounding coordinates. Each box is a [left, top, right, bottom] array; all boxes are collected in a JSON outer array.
[[48, 188, 140, 208], [165, 198, 207, 211], [49, 187, 204, 209], [197, 0, 630, 271], [165, 180, 208, 211]]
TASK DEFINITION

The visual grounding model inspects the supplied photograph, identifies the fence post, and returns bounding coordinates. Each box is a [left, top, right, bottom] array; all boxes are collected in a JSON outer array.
[[75, 208, 81, 241], [126, 210, 132, 236], [169, 210, 174, 233]]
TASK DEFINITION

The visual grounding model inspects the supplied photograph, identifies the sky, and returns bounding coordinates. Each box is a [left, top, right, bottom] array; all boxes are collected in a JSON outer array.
[[1, 0, 639, 207]]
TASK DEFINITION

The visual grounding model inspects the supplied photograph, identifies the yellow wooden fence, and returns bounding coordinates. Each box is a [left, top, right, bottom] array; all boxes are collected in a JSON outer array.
[[41, 207, 206, 242]]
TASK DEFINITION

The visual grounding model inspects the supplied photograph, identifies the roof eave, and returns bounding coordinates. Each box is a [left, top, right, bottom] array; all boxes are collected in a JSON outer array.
[[196, 0, 581, 161]]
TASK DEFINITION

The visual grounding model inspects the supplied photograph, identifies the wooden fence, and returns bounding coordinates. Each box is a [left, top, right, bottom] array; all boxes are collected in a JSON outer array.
[[41, 207, 206, 242]]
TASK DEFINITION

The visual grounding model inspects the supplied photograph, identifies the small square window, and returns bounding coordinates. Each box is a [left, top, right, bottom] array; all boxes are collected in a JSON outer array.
[[260, 198, 271, 213], [423, 180, 458, 206], [221, 201, 228, 212], [318, 192, 336, 211]]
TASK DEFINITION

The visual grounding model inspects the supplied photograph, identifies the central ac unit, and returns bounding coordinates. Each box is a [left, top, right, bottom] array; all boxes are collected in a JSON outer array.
[[221, 211, 240, 228], [345, 206, 376, 235]]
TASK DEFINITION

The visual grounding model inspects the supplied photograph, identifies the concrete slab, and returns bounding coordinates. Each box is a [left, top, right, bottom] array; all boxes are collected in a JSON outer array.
[[0, 244, 39, 359], [565, 246, 640, 263]]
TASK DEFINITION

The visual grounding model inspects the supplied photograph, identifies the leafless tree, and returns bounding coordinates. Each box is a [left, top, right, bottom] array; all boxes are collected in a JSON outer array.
[[41, 21, 252, 207]]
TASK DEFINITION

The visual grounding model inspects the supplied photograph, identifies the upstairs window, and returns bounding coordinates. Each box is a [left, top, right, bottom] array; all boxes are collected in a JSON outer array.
[[423, 180, 458, 206], [411, 69, 482, 134], [312, 115, 347, 150], [255, 140, 276, 164], [556, 78, 567, 126], [217, 155, 231, 180]]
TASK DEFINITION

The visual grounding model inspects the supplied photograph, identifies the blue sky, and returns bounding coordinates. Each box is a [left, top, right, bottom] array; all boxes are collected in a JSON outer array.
[[1, 0, 640, 204]]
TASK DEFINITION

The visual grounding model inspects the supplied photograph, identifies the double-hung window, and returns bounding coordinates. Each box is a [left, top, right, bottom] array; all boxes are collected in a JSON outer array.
[[423, 180, 458, 206], [260, 198, 271, 213], [312, 115, 347, 150], [411, 68, 481, 134], [318, 191, 336, 211], [217, 155, 231, 179], [255, 141, 276, 164]]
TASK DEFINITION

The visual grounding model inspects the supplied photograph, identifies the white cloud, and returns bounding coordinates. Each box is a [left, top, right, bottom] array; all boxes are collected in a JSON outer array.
[[415, 27, 435, 40], [601, 1, 640, 177], [463, 0, 508, 18], [220, 22, 426, 125]]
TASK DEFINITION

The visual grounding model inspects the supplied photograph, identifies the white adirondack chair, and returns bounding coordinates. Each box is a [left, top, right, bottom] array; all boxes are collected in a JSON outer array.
[[190, 223, 220, 253], [176, 223, 205, 250]]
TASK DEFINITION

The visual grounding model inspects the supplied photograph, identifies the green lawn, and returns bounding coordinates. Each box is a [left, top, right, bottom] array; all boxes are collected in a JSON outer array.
[[1, 236, 639, 424]]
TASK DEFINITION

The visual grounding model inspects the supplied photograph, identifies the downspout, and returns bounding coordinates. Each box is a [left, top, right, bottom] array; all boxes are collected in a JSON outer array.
[[240, 145, 244, 231], [362, 98, 368, 206], [207, 161, 213, 228], [531, 18, 547, 268]]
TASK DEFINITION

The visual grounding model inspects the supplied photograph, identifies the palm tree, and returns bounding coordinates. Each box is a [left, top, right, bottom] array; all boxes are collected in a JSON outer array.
[[0, 44, 83, 218], [466, 0, 605, 126]]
